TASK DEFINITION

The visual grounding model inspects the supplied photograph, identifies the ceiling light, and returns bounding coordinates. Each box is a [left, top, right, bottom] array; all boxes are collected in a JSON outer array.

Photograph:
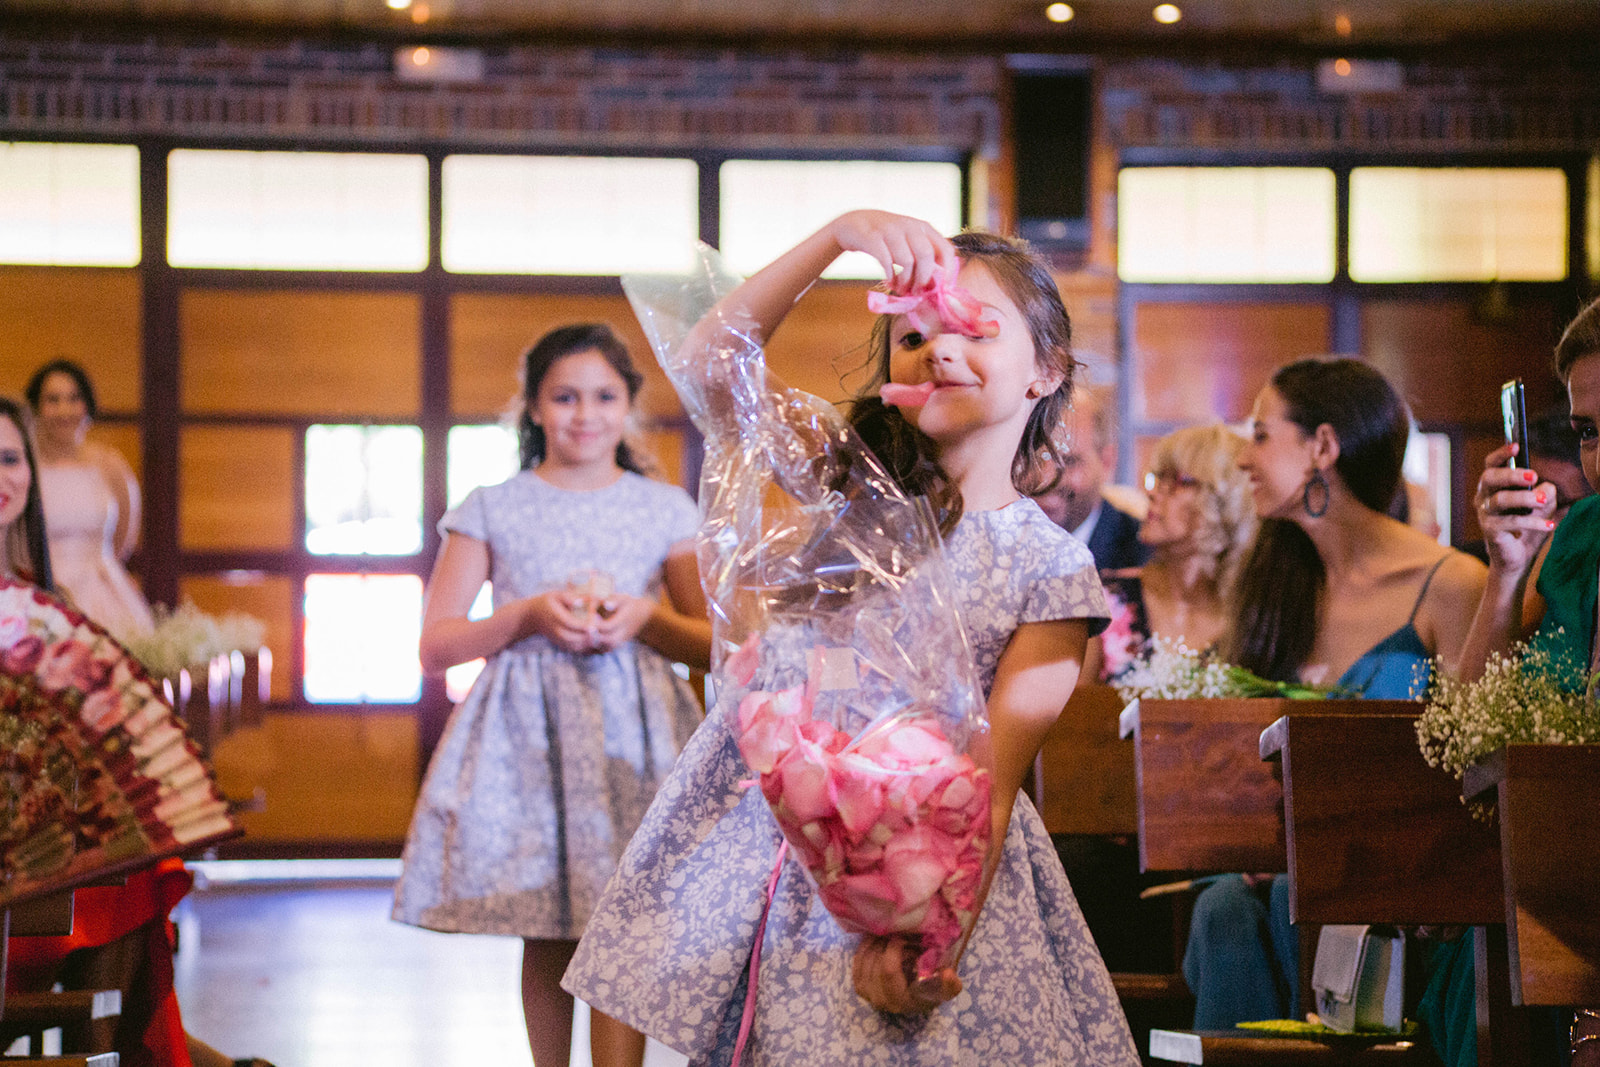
[[1333, 58, 1352, 76], [412, 3, 430, 23], [1045, 3, 1074, 22], [1335, 13, 1353, 36], [385, 0, 411, 9], [1153, 4, 1182, 24]]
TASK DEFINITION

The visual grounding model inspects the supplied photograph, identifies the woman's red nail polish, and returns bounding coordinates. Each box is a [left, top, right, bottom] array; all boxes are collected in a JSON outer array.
[[1536, 492, 1547, 504], [1547, 520, 1558, 530], [1524, 470, 1537, 482]]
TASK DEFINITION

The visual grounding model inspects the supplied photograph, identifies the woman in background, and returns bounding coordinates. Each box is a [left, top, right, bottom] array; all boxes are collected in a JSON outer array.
[[1186, 358, 1486, 1067], [1093, 423, 1256, 679], [26, 358, 155, 641]]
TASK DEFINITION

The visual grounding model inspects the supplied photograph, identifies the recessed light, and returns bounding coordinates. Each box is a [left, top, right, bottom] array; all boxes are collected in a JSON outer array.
[[1335, 13, 1353, 37], [1045, 3, 1074, 23], [1153, 3, 1182, 24], [385, 0, 411, 10]]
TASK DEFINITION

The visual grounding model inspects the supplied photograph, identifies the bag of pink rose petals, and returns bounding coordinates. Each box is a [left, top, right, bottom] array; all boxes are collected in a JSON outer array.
[[622, 246, 995, 980]]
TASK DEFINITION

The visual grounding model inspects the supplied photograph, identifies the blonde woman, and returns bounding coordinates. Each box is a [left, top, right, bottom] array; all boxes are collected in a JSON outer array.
[[1092, 424, 1257, 679]]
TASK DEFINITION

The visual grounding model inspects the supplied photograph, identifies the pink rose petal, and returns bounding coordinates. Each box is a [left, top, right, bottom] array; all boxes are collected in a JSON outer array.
[[879, 381, 937, 408]]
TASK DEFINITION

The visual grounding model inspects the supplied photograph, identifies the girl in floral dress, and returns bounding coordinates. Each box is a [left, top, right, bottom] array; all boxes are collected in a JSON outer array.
[[392, 323, 712, 1067], [564, 213, 1140, 1066]]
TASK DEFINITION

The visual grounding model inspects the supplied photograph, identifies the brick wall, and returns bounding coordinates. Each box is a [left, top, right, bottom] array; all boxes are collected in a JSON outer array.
[[0, 30, 1003, 152]]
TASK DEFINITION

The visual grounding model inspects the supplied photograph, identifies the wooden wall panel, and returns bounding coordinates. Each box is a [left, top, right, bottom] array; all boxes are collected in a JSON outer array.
[[179, 572, 295, 702], [182, 290, 420, 417], [450, 292, 671, 418], [210, 711, 418, 844], [0, 267, 142, 411], [1361, 298, 1562, 425], [180, 425, 297, 550], [640, 427, 687, 489], [1131, 301, 1332, 424], [762, 282, 878, 406]]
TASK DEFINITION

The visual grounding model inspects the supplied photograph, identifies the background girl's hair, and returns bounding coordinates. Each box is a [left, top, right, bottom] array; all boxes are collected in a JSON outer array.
[[517, 323, 648, 474], [1225, 358, 1410, 681], [1554, 296, 1600, 381], [0, 397, 54, 592], [846, 229, 1074, 534], [25, 358, 98, 420]]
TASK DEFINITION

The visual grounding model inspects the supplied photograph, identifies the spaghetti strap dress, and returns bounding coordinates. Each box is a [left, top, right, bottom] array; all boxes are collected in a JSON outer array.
[[564, 499, 1140, 1067]]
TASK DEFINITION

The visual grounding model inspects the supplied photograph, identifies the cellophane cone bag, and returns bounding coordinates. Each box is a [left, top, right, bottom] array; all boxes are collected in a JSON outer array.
[[623, 246, 995, 978]]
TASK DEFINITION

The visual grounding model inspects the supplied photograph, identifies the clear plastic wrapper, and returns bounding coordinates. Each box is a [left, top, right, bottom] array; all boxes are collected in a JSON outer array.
[[623, 246, 994, 978]]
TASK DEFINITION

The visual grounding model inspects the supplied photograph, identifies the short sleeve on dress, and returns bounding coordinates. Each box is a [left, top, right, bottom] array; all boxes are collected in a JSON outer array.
[[1017, 509, 1112, 637], [658, 484, 700, 546], [439, 484, 491, 542]]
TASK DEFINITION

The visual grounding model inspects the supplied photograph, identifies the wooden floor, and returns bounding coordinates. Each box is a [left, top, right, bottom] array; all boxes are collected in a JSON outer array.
[[172, 861, 688, 1067]]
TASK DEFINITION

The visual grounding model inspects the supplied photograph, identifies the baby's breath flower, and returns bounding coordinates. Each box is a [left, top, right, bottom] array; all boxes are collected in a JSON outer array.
[[1416, 632, 1597, 819]]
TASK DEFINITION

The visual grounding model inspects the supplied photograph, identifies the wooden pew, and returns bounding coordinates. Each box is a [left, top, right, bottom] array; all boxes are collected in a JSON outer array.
[[0, 893, 122, 1063], [1117, 698, 1418, 874], [1261, 712, 1530, 1067], [1464, 743, 1600, 1008], [1033, 684, 1137, 836]]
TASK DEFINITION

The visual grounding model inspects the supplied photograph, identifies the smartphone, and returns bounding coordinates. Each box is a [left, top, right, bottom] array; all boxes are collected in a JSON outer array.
[[1501, 378, 1531, 470]]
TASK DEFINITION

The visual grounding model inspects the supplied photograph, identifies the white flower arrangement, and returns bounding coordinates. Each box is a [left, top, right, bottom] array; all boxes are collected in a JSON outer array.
[[1416, 635, 1599, 815], [1115, 635, 1343, 704], [122, 602, 268, 682]]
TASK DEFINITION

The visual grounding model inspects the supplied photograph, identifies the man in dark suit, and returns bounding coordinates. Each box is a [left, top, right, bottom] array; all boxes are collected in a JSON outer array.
[[1032, 384, 1151, 571]]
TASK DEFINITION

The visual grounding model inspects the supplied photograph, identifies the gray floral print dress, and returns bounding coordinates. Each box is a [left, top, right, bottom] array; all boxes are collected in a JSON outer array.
[[563, 498, 1140, 1066], [393, 470, 703, 939]]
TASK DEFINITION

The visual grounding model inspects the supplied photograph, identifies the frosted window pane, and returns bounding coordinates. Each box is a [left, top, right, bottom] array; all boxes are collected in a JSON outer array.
[[1117, 167, 1336, 283], [720, 160, 964, 279], [306, 425, 423, 555], [447, 424, 520, 508], [1349, 168, 1568, 282], [0, 142, 140, 266], [444, 583, 494, 703], [443, 156, 699, 275], [168, 149, 428, 271], [303, 574, 423, 703]]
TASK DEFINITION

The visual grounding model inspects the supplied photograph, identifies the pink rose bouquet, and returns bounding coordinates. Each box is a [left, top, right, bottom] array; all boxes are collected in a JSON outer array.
[[623, 246, 996, 981]]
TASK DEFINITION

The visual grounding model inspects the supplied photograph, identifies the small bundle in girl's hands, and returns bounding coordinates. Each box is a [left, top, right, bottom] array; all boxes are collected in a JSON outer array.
[[623, 247, 995, 980]]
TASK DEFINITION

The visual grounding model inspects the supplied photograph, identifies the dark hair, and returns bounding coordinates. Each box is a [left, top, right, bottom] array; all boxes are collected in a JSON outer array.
[[517, 323, 647, 473], [0, 397, 54, 592], [25, 359, 97, 421], [846, 230, 1075, 534], [1554, 296, 1600, 382], [1528, 407, 1583, 467], [1226, 358, 1410, 682]]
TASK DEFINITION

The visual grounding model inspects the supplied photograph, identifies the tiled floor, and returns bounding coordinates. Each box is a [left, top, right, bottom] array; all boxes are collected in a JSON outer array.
[[173, 861, 688, 1067]]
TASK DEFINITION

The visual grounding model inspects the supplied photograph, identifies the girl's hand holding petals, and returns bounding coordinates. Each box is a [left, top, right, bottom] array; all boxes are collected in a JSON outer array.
[[589, 592, 654, 652], [829, 211, 957, 295], [852, 936, 962, 1014]]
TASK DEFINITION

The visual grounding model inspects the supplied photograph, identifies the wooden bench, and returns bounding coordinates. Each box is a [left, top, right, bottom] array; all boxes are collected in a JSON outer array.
[[1261, 712, 1532, 1066], [1, 893, 122, 1064], [1149, 1028, 1436, 1065], [1463, 743, 1600, 1008]]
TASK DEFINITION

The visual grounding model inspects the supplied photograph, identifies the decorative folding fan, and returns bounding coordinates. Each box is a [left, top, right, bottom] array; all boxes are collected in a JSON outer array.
[[0, 578, 240, 908]]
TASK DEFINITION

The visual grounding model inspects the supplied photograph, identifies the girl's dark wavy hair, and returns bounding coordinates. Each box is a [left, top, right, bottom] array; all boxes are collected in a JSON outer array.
[[1225, 358, 1409, 682], [845, 230, 1075, 535], [517, 323, 647, 474], [0, 397, 54, 592]]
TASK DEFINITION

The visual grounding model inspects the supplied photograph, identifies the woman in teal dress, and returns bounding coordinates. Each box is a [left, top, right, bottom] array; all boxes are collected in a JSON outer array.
[[1183, 359, 1487, 1067]]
